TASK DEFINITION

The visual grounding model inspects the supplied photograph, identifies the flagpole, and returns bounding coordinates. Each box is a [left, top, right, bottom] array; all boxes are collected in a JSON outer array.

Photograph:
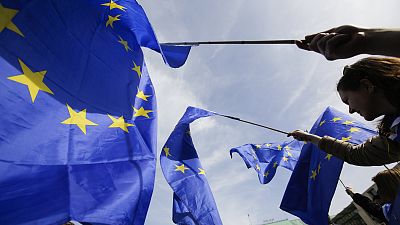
[[161, 39, 299, 46], [219, 114, 289, 135], [339, 179, 347, 189]]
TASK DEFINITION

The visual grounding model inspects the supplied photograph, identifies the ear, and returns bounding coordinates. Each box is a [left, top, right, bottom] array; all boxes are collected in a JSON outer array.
[[360, 79, 375, 93]]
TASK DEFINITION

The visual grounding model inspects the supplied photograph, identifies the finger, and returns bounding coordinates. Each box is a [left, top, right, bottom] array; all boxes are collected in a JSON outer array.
[[325, 34, 352, 49], [309, 33, 326, 53], [325, 34, 352, 59], [295, 40, 311, 51], [304, 33, 318, 43], [317, 33, 336, 55]]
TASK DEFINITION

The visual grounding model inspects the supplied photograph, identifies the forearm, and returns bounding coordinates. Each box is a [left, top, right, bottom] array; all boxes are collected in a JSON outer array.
[[318, 135, 400, 166], [364, 29, 400, 57]]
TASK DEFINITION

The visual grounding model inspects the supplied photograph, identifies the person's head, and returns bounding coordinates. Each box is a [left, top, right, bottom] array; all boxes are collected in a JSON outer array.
[[372, 168, 400, 203], [337, 57, 400, 121]]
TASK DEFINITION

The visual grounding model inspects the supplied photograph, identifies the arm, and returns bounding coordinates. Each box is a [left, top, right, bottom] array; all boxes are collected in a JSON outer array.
[[288, 130, 400, 166], [297, 25, 400, 60], [318, 135, 400, 166], [352, 193, 387, 222]]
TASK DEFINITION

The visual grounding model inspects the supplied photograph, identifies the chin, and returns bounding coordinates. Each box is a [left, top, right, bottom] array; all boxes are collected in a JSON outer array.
[[363, 114, 377, 121]]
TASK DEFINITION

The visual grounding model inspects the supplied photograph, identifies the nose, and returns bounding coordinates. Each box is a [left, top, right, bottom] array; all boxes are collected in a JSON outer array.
[[349, 107, 356, 114]]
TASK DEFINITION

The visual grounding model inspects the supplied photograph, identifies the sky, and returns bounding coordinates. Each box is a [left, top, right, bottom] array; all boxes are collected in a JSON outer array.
[[137, 1, 400, 224]]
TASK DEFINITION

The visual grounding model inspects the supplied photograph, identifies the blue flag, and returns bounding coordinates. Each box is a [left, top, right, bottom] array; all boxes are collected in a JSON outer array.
[[160, 107, 223, 225], [280, 107, 377, 225], [230, 140, 303, 184], [0, 0, 188, 224]]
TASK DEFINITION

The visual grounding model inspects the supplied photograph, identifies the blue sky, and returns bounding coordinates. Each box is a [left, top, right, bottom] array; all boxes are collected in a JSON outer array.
[[138, 1, 400, 224]]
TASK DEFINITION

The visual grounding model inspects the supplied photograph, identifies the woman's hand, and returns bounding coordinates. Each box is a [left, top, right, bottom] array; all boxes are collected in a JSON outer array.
[[345, 187, 355, 197], [296, 25, 367, 60], [287, 129, 322, 145]]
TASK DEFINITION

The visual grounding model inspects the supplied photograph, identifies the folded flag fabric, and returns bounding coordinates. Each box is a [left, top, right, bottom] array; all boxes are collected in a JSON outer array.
[[280, 106, 377, 225], [160, 107, 223, 225], [230, 140, 303, 184], [0, 0, 189, 224]]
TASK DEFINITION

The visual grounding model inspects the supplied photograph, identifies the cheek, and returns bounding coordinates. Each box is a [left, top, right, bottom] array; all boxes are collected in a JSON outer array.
[[351, 92, 373, 110]]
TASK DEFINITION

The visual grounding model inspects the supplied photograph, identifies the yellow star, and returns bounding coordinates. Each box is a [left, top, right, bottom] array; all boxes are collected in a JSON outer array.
[[349, 127, 360, 133], [284, 146, 291, 150], [273, 162, 278, 168], [107, 115, 134, 133], [325, 153, 332, 161], [255, 144, 262, 149], [277, 145, 282, 150], [343, 120, 354, 125], [8, 59, 53, 103], [105, 14, 120, 28], [198, 168, 206, 175], [319, 120, 326, 126], [132, 60, 142, 78], [252, 154, 257, 160], [265, 143, 272, 147], [0, 5, 24, 36], [341, 136, 352, 142], [255, 164, 261, 171], [175, 164, 189, 173], [332, 117, 342, 122], [286, 151, 293, 157], [133, 106, 152, 118], [163, 147, 171, 157], [136, 88, 151, 101], [118, 36, 132, 52], [264, 171, 270, 177], [317, 163, 321, 173], [61, 104, 98, 134], [283, 156, 289, 162], [310, 170, 317, 180], [101, 0, 126, 11]]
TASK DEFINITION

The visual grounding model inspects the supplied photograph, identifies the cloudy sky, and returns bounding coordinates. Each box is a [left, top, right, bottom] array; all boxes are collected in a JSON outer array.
[[137, 1, 400, 224]]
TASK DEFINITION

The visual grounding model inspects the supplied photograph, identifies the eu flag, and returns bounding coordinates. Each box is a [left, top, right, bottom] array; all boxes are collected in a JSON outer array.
[[160, 107, 223, 225], [280, 107, 377, 225], [0, 0, 189, 224], [230, 140, 303, 184]]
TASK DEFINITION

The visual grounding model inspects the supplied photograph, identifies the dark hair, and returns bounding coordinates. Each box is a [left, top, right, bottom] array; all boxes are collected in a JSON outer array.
[[372, 168, 400, 203], [337, 57, 400, 136]]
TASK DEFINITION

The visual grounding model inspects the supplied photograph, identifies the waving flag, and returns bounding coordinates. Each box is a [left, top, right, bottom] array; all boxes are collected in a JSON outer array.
[[0, 0, 189, 224], [280, 107, 377, 225], [160, 107, 223, 225], [230, 140, 303, 184]]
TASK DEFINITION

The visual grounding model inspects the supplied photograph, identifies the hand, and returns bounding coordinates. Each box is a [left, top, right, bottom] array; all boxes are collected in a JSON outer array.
[[296, 25, 367, 60], [287, 130, 321, 145], [345, 187, 355, 197]]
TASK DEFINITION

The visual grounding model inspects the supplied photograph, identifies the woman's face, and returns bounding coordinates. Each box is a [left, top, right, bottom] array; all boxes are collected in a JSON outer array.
[[338, 88, 382, 121]]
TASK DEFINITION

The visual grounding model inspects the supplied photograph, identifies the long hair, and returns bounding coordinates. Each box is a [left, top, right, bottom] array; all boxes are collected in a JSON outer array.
[[337, 57, 400, 136], [372, 168, 400, 203]]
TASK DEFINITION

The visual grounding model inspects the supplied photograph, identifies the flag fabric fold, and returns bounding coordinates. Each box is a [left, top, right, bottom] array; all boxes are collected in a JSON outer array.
[[119, 1, 191, 68], [160, 106, 223, 225], [280, 106, 377, 225], [0, 0, 188, 224], [230, 140, 303, 184]]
